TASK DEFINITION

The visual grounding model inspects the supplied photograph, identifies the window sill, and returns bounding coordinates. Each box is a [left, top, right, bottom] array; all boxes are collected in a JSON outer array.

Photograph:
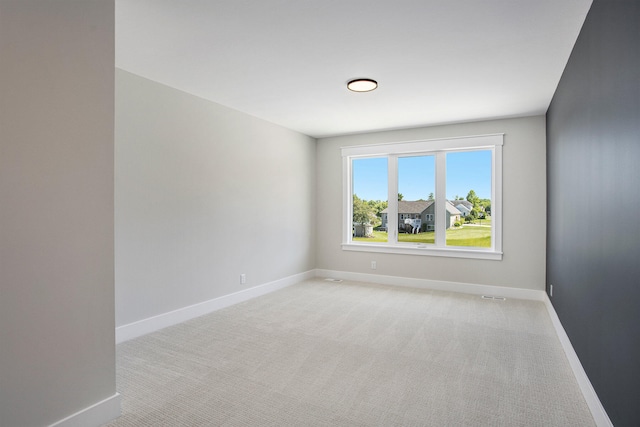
[[342, 242, 503, 260]]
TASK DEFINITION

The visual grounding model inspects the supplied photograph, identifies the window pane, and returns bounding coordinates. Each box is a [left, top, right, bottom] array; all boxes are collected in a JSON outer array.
[[397, 155, 435, 244], [352, 158, 388, 242], [446, 150, 492, 247]]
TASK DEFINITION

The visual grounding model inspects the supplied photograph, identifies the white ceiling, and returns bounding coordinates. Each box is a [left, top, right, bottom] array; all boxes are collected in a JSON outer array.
[[116, 0, 592, 138]]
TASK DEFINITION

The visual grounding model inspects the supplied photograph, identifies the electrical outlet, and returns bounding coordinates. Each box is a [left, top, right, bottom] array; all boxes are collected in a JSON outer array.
[[371, 261, 377, 270], [240, 274, 246, 284], [549, 284, 553, 297]]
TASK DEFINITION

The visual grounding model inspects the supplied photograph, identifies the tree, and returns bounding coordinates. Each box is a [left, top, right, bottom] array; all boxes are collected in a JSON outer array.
[[469, 207, 481, 221], [428, 192, 434, 201], [367, 199, 388, 221], [479, 199, 491, 215], [466, 190, 479, 206], [464, 190, 484, 223], [353, 194, 376, 225], [397, 193, 404, 201]]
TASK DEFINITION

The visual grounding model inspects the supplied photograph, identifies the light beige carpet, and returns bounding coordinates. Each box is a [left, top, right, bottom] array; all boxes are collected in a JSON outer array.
[[105, 279, 594, 426]]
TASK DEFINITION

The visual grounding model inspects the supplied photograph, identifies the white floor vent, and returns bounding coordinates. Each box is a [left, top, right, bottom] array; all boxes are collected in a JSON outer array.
[[481, 295, 506, 301], [324, 278, 343, 283]]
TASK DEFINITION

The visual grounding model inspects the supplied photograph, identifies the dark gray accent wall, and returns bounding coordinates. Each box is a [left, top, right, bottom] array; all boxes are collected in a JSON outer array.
[[546, 1, 640, 425]]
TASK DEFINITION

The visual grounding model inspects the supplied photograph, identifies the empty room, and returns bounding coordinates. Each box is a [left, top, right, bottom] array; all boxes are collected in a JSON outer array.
[[2, 0, 639, 426]]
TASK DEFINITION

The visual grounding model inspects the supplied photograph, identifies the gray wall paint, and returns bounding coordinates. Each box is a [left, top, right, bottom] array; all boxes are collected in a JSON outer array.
[[0, 1, 117, 426], [317, 116, 547, 290], [115, 70, 317, 327], [546, 1, 640, 425]]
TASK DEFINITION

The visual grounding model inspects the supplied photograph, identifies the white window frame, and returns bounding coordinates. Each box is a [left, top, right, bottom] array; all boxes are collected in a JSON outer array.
[[342, 134, 503, 260]]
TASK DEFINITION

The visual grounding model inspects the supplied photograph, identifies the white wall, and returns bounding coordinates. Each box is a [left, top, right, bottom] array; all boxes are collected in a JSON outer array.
[[317, 116, 546, 291], [115, 70, 317, 327], [0, 1, 118, 426]]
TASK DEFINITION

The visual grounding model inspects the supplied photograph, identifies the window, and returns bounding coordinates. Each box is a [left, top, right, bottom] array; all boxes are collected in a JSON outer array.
[[352, 157, 387, 241], [446, 150, 492, 248], [398, 155, 434, 244], [342, 134, 503, 260]]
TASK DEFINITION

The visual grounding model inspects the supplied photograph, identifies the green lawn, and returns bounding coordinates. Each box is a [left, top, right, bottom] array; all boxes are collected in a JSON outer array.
[[354, 226, 491, 248], [467, 217, 492, 227], [445, 226, 491, 247]]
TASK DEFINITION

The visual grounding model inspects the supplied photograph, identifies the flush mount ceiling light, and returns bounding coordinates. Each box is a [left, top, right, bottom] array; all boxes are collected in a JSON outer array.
[[347, 78, 378, 92]]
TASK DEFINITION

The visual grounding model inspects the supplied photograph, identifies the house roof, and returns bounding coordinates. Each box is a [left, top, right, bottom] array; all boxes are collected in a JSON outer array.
[[446, 201, 462, 215], [381, 200, 432, 214], [381, 200, 462, 215], [451, 200, 473, 210]]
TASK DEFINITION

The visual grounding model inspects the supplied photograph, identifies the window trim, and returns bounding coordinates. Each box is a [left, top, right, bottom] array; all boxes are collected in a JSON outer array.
[[342, 133, 503, 260]]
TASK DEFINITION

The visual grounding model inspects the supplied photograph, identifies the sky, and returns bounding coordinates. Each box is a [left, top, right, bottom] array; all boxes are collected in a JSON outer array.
[[353, 150, 492, 201]]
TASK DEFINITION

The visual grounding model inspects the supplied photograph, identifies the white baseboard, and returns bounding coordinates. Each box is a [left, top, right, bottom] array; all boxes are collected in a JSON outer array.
[[49, 393, 121, 427], [543, 295, 613, 427], [116, 270, 315, 343], [315, 269, 546, 301]]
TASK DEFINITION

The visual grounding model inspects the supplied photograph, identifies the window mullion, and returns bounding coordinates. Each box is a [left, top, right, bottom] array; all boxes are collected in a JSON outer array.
[[435, 152, 446, 247], [388, 155, 398, 244], [344, 156, 352, 243], [492, 145, 502, 253]]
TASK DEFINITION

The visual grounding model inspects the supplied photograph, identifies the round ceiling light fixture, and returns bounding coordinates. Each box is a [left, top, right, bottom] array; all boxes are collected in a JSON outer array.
[[347, 78, 378, 92]]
